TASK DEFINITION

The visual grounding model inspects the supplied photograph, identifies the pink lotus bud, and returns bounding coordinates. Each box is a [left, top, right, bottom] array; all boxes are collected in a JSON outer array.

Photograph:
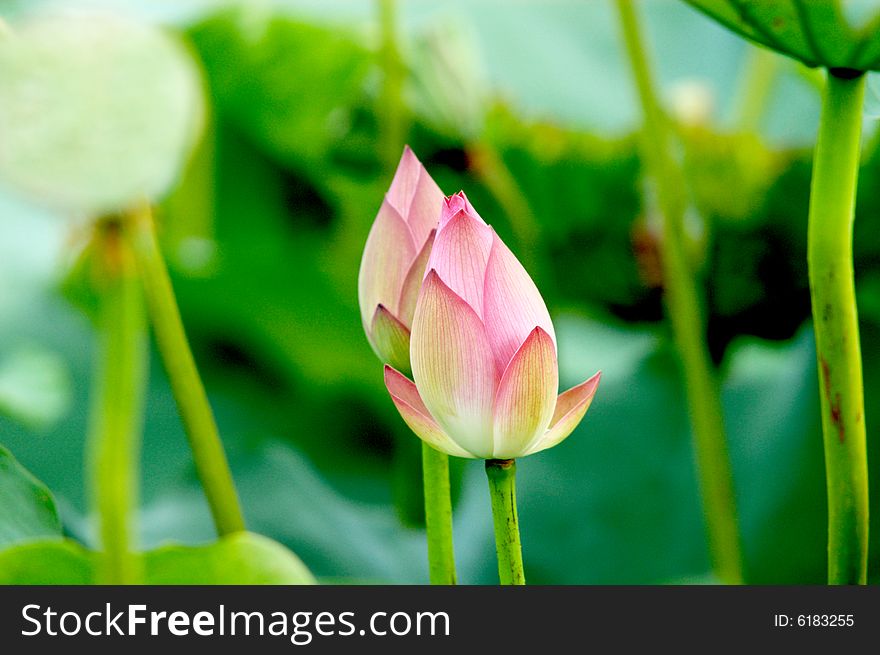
[[385, 192, 600, 459], [358, 147, 444, 372]]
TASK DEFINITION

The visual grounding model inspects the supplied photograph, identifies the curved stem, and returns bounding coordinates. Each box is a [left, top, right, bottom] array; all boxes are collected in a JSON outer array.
[[378, 0, 408, 173], [616, 0, 743, 584], [485, 459, 525, 585], [807, 69, 868, 585], [88, 220, 148, 585], [129, 206, 245, 536], [422, 443, 457, 584]]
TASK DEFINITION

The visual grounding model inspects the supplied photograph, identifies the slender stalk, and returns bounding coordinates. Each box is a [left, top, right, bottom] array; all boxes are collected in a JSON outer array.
[[87, 220, 148, 585], [467, 141, 540, 258], [485, 459, 525, 585], [733, 46, 780, 133], [616, 0, 743, 584], [129, 206, 245, 535], [378, 0, 408, 173], [396, 361, 457, 583], [807, 69, 869, 585], [423, 443, 457, 584]]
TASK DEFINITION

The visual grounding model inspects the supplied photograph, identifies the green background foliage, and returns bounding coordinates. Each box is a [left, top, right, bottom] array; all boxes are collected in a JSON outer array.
[[1, 0, 879, 583]]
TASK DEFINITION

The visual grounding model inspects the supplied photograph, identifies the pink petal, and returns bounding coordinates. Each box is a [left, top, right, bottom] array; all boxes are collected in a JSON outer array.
[[526, 372, 601, 456], [386, 146, 422, 216], [410, 270, 498, 458], [386, 146, 444, 247], [384, 366, 475, 458], [406, 170, 445, 247], [426, 206, 493, 317], [357, 199, 416, 330], [397, 229, 435, 328], [483, 230, 555, 371], [492, 327, 558, 459], [369, 305, 411, 373]]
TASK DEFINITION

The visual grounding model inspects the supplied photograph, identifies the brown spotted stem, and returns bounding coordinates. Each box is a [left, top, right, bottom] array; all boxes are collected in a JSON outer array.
[[807, 69, 869, 585]]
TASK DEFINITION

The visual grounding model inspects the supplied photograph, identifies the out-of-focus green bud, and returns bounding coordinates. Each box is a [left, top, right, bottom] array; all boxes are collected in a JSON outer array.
[[408, 17, 488, 141], [0, 11, 204, 216], [358, 147, 444, 373], [669, 78, 716, 127]]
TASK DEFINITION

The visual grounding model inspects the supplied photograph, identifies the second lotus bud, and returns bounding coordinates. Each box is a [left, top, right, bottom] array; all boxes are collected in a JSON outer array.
[[358, 147, 444, 372]]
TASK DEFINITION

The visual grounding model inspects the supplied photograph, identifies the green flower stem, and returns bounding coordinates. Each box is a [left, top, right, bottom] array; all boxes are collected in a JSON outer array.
[[378, 0, 408, 173], [422, 443, 457, 584], [88, 220, 148, 585], [467, 141, 540, 260], [129, 206, 245, 536], [807, 69, 868, 585], [616, 0, 743, 584], [485, 459, 525, 585]]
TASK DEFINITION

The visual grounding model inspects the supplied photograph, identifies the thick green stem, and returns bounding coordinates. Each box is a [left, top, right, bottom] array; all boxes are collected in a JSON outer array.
[[616, 0, 743, 584], [129, 206, 245, 535], [807, 69, 868, 585], [378, 0, 408, 172], [485, 459, 525, 585], [88, 221, 148, 585], [422, 443, 457, 584]]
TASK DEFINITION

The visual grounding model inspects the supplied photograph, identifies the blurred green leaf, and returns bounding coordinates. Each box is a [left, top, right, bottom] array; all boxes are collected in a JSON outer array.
[[188, 11, 373, 178], [0, 444, 62, 548], [145, 532, 316, 584], [0, 532, 315, 584], [0, 540, 92, 584]]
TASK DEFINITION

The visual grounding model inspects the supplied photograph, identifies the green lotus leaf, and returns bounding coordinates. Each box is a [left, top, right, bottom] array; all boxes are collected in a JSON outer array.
[[685, 0, 880, 71], [0, 444, 62, 548]]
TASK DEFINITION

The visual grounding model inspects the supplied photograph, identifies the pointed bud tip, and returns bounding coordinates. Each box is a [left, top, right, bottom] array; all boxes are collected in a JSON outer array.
[[581, 371, 602, 396], [441, 191, 486, 229], [443, 191, 469, 211], [530, 325, 551, 339], [399, 144, 419, 166]]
